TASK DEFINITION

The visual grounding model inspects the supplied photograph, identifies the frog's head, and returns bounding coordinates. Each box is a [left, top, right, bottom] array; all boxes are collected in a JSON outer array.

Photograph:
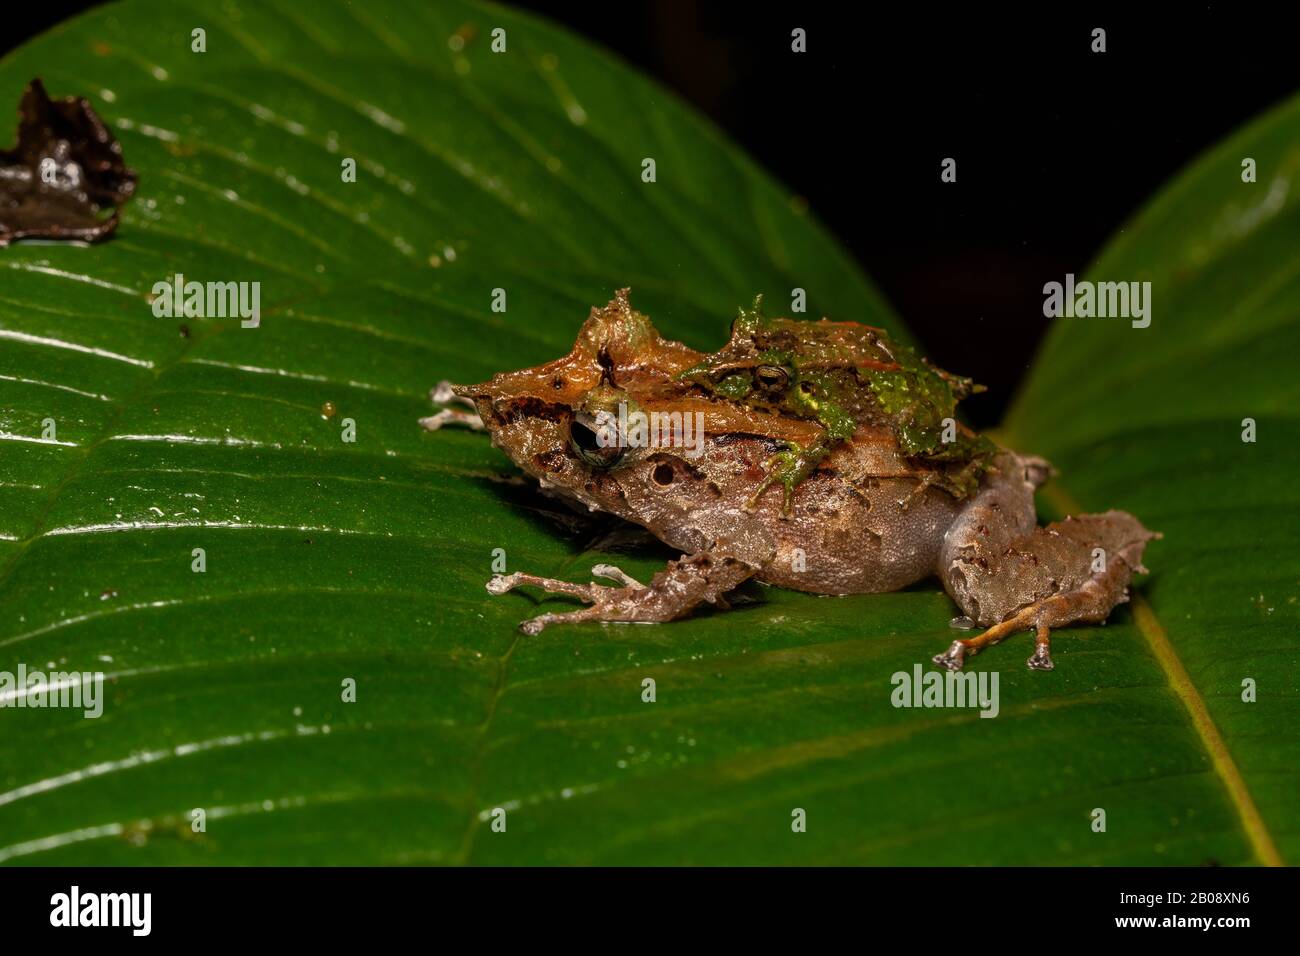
[[450, 289, 704, 514]]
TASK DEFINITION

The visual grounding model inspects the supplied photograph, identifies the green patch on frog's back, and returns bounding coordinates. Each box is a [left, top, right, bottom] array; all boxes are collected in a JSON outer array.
[[679, 296, 999, 497]]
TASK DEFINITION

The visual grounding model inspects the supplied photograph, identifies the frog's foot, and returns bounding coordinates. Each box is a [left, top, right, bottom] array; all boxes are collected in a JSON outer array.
[[419, 380, 484, 431], [934, 622, 1051, 670], [487, 552, 756, 635], [932, 640, 968, 671], [933, 606, 1042, 670], [745, 442, 827, 517], [937, 469, 1159, 670], [1026, 625, 1055, 671]]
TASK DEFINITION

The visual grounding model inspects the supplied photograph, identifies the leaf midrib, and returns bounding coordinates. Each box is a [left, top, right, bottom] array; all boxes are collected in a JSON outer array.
[[1036, 481, 1284, 866]]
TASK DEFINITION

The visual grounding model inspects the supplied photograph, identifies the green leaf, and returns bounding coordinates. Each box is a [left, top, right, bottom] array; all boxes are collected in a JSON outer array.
[[0, 0, 1294, 865], [1002, 94, 1300, 867]]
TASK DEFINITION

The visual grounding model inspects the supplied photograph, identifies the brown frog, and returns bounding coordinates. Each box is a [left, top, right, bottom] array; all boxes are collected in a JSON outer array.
[[423, 290, 1158, 671]]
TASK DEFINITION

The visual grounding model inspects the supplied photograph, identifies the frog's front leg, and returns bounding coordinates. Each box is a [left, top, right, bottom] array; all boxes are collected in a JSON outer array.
[[488, 549, 759, 635], [934, 453, 1159, 671], [746, 435, 834, 516]]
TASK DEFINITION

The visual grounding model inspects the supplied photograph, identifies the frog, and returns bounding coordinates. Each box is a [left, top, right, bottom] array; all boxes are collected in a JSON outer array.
[[422, 289, 1158, 671]]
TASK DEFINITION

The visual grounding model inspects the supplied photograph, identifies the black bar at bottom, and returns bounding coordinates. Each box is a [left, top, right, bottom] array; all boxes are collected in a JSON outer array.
[[0, 865, 1290, 942]]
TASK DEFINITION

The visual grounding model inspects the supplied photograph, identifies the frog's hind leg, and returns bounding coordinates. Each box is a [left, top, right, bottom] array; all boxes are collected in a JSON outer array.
[[941, 598, 1092, 671], [932, 453, 1158, 670], [488, 551, 758, 636], [935, 510, 1159, 671]]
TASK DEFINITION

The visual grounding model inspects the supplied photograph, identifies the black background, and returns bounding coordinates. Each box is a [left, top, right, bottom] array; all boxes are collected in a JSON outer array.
[[4, 2, 1297, 425]]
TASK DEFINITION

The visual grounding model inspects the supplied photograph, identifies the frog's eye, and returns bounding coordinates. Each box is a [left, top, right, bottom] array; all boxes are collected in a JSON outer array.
[[569, 414, 626, 468], [753, 365, 789, 393]]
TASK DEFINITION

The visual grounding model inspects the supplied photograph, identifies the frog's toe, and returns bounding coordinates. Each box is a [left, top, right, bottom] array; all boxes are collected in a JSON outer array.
[[486, 573, 519, 595], [591, 564, 642, 588], [486, 571, 597, 601], [420, 408, 484, 432], [519, 610, 591, 635], [518, 602, 640, 635], [743, 483, 775, 513], [421, 380, 485, 431], [932, 640, 968, 671], [1026, 646, 1055, 671], [520, 613, 568, 635], [747, 458, 803, 516]]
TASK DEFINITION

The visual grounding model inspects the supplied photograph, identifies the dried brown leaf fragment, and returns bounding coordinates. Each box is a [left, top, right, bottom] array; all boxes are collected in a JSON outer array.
[[0, 78, 137, 245]]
